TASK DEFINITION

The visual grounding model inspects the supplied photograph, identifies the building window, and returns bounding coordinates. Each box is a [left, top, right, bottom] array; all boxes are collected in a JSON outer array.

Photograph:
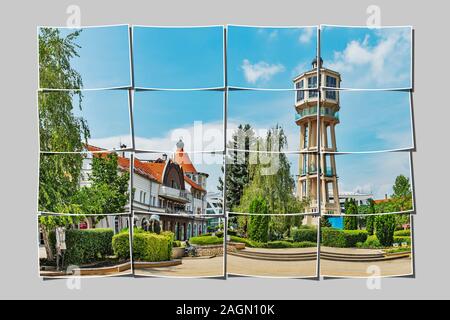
[[296, 80, 304, 102], [325, 75, 337, 99], [308, 76, 318, 98]]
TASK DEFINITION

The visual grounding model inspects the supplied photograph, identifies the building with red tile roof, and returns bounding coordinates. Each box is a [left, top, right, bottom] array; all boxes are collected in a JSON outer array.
[[83, 141, 212, 240]]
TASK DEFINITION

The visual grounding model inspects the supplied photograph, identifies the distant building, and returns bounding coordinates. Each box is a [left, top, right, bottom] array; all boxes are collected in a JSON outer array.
[[205, 192, 223, 230], [330, 191, 374, 212]]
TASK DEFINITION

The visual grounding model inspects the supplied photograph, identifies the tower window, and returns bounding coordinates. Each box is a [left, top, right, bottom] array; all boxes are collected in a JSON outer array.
[[308, 76, 318, 98], [296, 80, 304, 101], [325, 76, 337, 99]]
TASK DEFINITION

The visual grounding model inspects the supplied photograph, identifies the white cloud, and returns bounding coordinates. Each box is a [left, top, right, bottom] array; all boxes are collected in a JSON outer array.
[[299, 27, 314, 44], [327, 28, 411, 88], [241, 59, 285, 84]]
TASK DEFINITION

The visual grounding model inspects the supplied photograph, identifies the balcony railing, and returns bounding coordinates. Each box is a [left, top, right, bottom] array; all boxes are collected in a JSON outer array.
[[159, 186, 189, 202], [295, 107, 339, 122]]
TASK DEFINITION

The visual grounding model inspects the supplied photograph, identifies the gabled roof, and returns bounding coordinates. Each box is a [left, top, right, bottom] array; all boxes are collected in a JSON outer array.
[[184, 175, 206, 192], [86, 145, 163, 183], [86, 144, 206, 193]]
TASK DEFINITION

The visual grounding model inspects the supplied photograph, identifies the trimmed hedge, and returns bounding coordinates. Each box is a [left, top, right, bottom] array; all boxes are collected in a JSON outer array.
[[189, 236, 223, 246], [112, 231, 174, 262], [394, 230, 411, 237], [264, 241, 316, 248], [49, 228, 114, 265], [356, 235, 382, 249], [229, 236, 316, 249], [393, 236, 411, 245], [229, 235, 260, 248], [291, 227, 317, 242], [321, 228, 368, 248]]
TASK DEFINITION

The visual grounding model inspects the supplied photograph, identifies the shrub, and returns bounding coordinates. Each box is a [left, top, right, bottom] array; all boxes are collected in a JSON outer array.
[[49, 228, 114, 266], [112, 231, 173, 262], [292, 241, 317, 248], [173, 240, 182, 248], [264, 241, 293, 248], [198, 233, 212, 237], [393, 236, 411, 245], [375, 214, 396, 247], [321, 228, 346, 247], [229, 235, 261, 248], [321, 228, 368, 248], [189, 236, 223, 246], [364, 235, 382, 248], [394, 230, 411, 237], [291, 227, 317, 242], [248, 197, 269, 243]]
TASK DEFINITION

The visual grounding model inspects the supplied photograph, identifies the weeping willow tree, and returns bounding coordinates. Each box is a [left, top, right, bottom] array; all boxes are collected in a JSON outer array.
[[38, 28, 89, 261], [235, 125, 307, 239]]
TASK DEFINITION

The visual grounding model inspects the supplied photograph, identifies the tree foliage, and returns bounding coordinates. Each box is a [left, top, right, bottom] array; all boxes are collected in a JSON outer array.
[[73, 153, 130, 220], [247, 196, 269, 243], [38, 28, 89, 260], [343, 198, 358, 230], [233, 126, 306, 238], [218, 124, 255, 211], [375, 214, 396, 247]]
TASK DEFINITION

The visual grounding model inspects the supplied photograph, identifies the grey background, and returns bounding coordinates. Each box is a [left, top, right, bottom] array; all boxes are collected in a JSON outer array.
[[0, 0, 446, 299]]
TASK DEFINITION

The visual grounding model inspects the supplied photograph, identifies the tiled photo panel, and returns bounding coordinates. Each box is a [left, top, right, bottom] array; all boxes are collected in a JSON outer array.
[[316, 152, 414, 217], [131, 152, 225, 278], [320, 213, 414, 278], [38, 25, 131, 90], [38, 152, 131, 215], [38, 90, 132, 153], [38, 213, 132, 278], [227, 213, 318, 278], [228, 90, 318, 153], [227, 25, 318, 89], [133, 26, 224, 89], [320, 90, 414, 153], [133, 90, 224, 153], [226, 151, 319, 215], [320, 25, 413, 90], [133, 215, 225, 278]]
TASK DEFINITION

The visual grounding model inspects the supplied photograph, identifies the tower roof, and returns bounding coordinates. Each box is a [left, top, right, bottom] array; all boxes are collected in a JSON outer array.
[[174, 139, 197, 173], [312, 57, 323, 68]]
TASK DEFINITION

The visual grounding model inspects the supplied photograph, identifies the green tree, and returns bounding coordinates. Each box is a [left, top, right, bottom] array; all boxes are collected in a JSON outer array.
[[218, 124, 255, 211], [248, 196, 269, 243], [375, 175, 413, 213], [321, 216, 332, 228], [365, 199, 376, 235], [344, 198, 358, 230], [38, 28, 88, 261], [375, 214, 396, 247], [235, 126, 306, 236], [72, 153, 130, 226]]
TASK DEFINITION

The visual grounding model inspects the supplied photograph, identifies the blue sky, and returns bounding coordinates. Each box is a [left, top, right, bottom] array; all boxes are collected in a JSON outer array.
[[133, 90, 224, 152], [321, 26, 412, 89], [41, 26, 414, 201], [50, 25, 131, 89], [227, 26, 317, 89], [133, 26, 224, 89]]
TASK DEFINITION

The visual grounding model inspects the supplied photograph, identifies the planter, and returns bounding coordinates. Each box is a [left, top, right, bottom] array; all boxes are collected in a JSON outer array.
[[172, 247, 185, 259]]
